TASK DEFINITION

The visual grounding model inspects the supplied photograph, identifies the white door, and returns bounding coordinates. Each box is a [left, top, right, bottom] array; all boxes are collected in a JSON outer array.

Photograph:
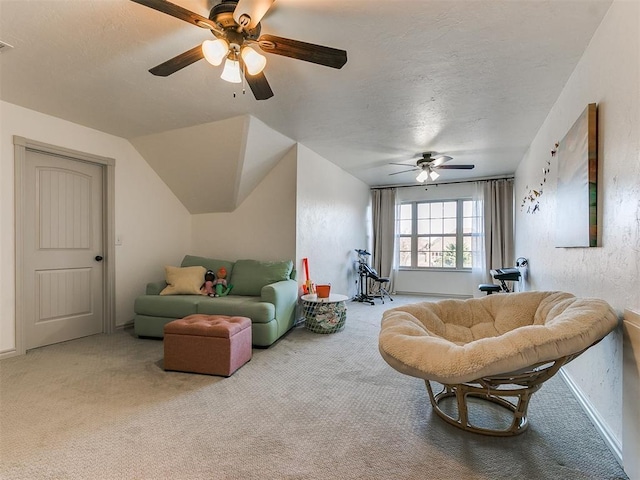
[[23, 150, 104, 349]]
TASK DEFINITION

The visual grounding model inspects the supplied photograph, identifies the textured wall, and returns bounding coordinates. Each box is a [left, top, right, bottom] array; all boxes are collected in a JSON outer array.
[[191, 148, 297, 262], [514, 0, 639, 448], [131, 115, 297, 214], [131, 116, 247, 213], [296, 145, 371, 298], [0, 101, 192, 353]]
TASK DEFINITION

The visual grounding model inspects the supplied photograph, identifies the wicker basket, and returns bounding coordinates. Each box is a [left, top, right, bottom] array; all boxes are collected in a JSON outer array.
[[302, 300, 347, 334]]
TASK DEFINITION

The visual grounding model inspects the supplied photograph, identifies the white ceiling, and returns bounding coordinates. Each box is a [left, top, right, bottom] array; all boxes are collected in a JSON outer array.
[[0, 0, 612, 187]]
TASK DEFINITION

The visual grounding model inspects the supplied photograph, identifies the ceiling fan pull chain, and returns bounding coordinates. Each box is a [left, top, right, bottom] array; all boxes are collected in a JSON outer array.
[[242, 62, 247, 96], [232, 54, 247, 99]]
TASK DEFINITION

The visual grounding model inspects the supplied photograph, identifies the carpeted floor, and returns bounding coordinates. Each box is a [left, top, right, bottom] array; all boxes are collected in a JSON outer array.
[[0, 295, 628, 479]]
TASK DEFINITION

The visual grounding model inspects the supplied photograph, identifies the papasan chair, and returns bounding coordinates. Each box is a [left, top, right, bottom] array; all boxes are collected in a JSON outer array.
[[378, 291, 618, 436]]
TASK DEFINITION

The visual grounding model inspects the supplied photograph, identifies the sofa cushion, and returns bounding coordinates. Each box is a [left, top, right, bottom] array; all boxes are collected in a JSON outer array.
[[229, 259, 294, 296], [160, 265, 206, 295], [135, 295, 200, 318], [181, 255, 235, 277], [196, 296, 275, 324], [146, 281, 167, 296]]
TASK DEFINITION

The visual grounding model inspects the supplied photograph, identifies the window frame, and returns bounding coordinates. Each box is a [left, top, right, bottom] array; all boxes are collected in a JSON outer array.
[[398, 198, 474, 271]]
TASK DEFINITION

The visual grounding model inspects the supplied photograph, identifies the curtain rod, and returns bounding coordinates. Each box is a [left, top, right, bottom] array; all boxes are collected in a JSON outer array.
[[370, 175, 514, 190]]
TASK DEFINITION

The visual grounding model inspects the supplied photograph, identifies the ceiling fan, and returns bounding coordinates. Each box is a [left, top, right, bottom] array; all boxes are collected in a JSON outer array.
[[130, 0, 348, 100], [389, 152, 475, 183]]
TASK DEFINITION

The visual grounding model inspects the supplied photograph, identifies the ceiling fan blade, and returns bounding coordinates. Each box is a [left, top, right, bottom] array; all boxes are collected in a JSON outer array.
[[389, 168, 419, 176], [436, 165, 475, 170], [149, 45, 204, 76], [389, 162, 415, 167], [245, 70, 274, 100], [257, 34, 348, 69], [130, 0, 217, 29], [233, 0, 275, 30], [430, 155, 453, 167]]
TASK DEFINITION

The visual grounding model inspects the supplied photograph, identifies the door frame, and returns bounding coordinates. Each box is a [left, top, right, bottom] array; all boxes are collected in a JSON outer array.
[[13, 136, 116, 356]]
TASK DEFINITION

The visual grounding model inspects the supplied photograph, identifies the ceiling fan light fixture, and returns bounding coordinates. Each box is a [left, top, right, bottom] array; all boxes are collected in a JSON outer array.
[[416, 170, 430, 183], [221, 58, 242, 83], [429, 170, 440, 181], [202, 39, 229, 66], [135, 0, 347, 100], [240, 46, 267, 75]]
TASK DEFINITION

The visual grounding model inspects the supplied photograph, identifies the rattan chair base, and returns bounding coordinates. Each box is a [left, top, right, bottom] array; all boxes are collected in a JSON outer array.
[[424, 354, 577, 436]]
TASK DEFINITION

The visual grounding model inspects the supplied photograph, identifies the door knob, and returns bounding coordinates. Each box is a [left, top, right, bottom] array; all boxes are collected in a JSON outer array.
[[95, 255, 104, 262]]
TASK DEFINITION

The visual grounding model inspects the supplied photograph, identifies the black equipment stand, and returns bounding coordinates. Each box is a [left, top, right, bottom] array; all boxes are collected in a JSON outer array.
[[354, 249, 393, 305], [479, 267, 522, 295]]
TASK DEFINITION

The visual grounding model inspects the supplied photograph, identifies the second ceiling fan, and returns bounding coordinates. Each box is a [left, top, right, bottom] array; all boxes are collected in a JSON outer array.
[[389, 152, 475, 183], [131, 0, 348, 100]]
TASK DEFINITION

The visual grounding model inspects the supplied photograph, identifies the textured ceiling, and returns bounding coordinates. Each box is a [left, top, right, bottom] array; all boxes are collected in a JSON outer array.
[[0, 0, 613, 187]]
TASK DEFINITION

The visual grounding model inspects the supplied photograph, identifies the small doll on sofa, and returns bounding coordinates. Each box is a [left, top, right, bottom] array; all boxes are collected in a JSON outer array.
[[200, 270, 216, 297], [212, 267, 233, 297]]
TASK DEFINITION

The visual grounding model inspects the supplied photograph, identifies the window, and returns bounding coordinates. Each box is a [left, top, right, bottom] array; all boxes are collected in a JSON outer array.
[[398, 199, 476, 269]]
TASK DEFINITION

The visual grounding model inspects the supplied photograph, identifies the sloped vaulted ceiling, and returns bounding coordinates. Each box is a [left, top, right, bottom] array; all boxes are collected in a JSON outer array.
[[0, 1, 613, 187], [131, 115, 296, 214]]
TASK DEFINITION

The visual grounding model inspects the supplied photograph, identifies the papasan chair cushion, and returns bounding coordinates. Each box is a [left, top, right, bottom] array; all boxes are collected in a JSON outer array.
[[378, 291, 618, 435], [379, 291, 618, 385]]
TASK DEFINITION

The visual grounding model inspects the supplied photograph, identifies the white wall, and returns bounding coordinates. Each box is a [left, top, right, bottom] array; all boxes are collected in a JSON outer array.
[[191, 146, 297, 262], [236, 116, 297, 208], [0, 101, 370, 356], [130, 115, 297, 215], [0, 101, 191, 354], [296, 144, 370, 298], [394, 182, 478, 297], [130, 116, 247, 214], [192, 141, 371, 298], [514, 0, 639, 457]]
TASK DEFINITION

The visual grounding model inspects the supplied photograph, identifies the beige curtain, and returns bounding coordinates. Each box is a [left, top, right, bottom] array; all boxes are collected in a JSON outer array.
[[371, 188, 397, 292], [483, 178, 515, 273], [472, 178, 515, 295]]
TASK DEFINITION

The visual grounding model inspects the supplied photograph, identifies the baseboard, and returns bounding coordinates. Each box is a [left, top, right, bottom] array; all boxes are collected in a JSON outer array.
[[559, 368, 623, 467], [116, 321, 134, 330], [394, 291, 472, 299], [0, 348, 19, 359]]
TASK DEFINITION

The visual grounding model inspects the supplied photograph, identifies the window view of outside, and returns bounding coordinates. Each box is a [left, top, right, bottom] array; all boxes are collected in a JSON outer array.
[[461, 200, 474, 268], [398, 200, 475, 269], [398, 203, 412, 266]]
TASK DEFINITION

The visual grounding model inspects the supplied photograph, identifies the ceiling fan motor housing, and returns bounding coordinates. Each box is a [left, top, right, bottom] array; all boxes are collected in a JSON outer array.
[[209, 1, 261, 40]]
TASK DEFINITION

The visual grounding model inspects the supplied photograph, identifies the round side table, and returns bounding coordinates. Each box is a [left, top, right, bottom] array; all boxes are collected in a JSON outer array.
[[300, 293, 349, 334]]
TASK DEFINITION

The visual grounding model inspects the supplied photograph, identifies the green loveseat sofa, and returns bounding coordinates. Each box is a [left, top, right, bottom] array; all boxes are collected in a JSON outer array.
[[134, 255, 298, 347]]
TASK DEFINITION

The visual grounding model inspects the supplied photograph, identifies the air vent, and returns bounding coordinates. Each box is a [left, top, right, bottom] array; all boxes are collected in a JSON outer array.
[[0, 40, 14, 53]]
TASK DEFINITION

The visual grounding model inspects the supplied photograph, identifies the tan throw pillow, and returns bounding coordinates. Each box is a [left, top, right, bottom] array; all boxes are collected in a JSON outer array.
[[160, 265, 206, 295]]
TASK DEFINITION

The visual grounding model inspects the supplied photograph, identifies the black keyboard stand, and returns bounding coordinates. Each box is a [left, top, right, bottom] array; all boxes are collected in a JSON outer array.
[[354, 263, 375, 305], [479, 267, 521, 295], [353, 249, 393, 305]]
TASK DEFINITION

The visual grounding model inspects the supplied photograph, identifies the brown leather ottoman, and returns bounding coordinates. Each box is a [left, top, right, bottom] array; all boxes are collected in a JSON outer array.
[[163, 314, 252, 376]]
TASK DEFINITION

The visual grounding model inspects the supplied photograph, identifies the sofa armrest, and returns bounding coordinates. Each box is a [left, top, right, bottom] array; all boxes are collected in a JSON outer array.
[[146, 281, 167, 296], [261, 279, 298, 334]]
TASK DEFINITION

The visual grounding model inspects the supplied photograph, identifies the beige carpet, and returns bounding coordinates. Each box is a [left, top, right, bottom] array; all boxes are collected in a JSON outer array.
[[0, 295, 628, 479]]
